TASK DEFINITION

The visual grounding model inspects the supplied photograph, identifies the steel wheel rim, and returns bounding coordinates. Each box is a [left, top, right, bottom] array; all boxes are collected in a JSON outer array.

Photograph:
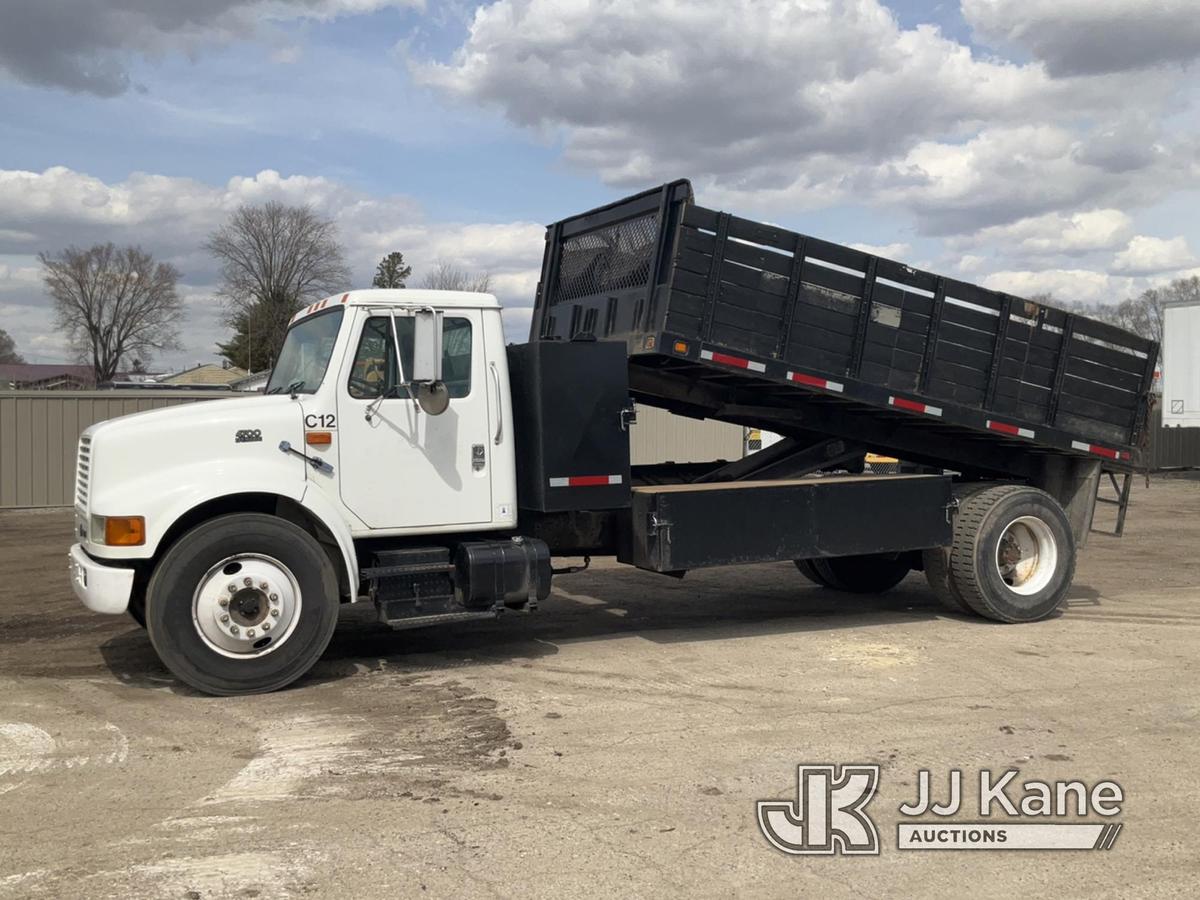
[[995, 515, 1057, 596], [191, 554, 302, 659]]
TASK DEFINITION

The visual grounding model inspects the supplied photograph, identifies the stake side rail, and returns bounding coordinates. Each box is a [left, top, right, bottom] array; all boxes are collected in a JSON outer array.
[[532, 179, 1157, 471], [641, 331, 1138, 466]]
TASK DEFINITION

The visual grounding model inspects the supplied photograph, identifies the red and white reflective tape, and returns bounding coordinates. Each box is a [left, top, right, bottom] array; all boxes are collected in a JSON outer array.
[[1071, 441, 1128, 461], [291, 294, 342, 322], [888, 396, 943, 417], [986, 420, 1035, 439], [786, 371, 844, 393], [700, 349, 767, 373], [548, 475, 624, 488]]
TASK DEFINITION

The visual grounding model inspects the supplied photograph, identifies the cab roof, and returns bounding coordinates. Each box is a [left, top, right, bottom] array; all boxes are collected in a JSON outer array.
[[292, 289, 501, 323]]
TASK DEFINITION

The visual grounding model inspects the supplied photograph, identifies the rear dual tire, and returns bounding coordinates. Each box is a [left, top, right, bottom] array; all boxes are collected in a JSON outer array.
[[928, 484, 1074, 623]]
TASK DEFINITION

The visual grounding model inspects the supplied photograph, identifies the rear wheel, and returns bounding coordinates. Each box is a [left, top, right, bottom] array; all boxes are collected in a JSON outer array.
[[146, 513, 340, 696], [924, 483, 998, 615], [807, 554, 911, 594], [794, 558, 833, 587], [922, 546, 972, 614], [948, 485, 1074, 623]]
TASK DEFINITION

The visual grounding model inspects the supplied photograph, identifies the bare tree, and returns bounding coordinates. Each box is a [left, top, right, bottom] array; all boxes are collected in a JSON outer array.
[[1035, 277, 1200, 366], [40, 243, 182, 382], [206, 202, 350, 368], [0, 328, 24, 365], [419, 261, 492, 293]]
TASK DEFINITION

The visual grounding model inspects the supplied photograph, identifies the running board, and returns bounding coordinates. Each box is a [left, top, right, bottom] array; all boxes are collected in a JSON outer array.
[[383, 610, 498, 632]]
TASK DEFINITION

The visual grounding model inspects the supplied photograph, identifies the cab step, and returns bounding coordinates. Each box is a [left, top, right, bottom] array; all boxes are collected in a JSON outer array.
[[362, 547, 460, 627]]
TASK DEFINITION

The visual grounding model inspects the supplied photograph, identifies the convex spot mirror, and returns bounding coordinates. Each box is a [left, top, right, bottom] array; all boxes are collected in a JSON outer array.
[[416, 381, 450, 415]]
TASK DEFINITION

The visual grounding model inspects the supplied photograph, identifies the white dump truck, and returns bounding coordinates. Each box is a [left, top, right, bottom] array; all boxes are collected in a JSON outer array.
[[69, 181, 1156, 695]]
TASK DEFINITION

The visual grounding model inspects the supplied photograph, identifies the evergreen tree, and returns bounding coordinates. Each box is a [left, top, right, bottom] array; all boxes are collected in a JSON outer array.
[[372, 251, 412, 289]]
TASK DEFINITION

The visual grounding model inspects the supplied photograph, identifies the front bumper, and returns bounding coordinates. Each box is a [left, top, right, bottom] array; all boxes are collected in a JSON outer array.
[[69, 543, 134, 614]]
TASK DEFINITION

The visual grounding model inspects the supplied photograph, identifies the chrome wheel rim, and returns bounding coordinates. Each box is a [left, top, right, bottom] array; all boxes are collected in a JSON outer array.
[[191, 554, 302, 659], [995, 516, 1057, 596]]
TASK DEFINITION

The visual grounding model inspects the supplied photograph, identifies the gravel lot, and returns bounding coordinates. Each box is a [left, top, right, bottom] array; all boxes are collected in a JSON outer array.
[[2, 477, 1198, 898]]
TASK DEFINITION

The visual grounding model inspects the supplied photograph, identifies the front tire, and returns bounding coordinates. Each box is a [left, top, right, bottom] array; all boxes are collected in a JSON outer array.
[[948, 485, 1075, 623], [127, 591, 147, 628], [146, 513, 340, 696]]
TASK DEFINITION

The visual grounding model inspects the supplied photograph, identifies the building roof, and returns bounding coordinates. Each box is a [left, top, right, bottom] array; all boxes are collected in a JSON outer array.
[[160, 363, 248, 386], [0, 363, 96, 388], [230, 370, 270, 390]]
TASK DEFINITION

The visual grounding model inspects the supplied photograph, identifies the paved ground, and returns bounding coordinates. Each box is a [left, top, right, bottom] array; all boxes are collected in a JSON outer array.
[[1, 477, 1198, 899]]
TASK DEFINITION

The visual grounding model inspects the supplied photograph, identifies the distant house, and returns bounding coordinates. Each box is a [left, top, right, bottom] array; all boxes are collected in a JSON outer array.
[[160, 363, 248, 387], [0, 364, 96, 391], [230, 370, 270, 392]]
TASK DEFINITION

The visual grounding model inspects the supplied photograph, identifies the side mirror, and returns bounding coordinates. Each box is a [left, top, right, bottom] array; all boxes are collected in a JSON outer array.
[[410, 309, 443, 383]]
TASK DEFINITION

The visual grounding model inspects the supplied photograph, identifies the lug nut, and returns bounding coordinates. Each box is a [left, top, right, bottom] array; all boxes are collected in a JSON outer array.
[[259, 581, 269, 590], [269, 593, 278, 602], [270, 609, 280, 618], [230, 625, 239, 635], [228, 583, 237, 593], [247, 629, 256, 638], [219, 598, 228, 608], [220, 613, 230, 623], [262, 622, 271, 632], [243, 577, 252, 587]]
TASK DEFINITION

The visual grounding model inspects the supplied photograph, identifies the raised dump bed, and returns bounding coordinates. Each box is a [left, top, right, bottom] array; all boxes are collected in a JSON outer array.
[[529, 180, 1158, 479]]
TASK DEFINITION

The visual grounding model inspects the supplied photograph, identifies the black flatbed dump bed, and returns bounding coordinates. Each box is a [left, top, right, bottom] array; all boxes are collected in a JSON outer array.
[[529, 180, 1158, 481]]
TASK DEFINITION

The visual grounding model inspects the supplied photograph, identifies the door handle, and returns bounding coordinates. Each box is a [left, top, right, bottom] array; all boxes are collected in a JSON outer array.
[[489, 362, 503, 445]]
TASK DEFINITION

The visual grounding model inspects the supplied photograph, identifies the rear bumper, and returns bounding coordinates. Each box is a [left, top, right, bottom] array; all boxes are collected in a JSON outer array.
[[69, 543, 134, 614]]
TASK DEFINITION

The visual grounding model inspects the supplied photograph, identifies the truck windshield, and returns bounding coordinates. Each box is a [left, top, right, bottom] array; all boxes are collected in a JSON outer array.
[[265, 308, 344, 395]]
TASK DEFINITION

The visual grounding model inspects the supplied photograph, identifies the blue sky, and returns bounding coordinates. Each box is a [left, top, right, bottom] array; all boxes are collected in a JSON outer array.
[[1, 0, 1197, 369]]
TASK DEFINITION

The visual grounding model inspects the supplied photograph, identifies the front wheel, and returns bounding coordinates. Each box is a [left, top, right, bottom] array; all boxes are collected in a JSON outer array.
[[146, 513, 340, 695]]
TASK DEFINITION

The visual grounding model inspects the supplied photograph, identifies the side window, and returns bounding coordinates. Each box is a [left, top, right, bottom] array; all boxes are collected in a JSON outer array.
[[346, 315, 472, 399], [347, 317, 394, 399], [441, 317, 473, 398]]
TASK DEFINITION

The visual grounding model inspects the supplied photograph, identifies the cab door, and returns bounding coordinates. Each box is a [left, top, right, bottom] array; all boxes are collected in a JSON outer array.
[[336, 308, 493, 530]]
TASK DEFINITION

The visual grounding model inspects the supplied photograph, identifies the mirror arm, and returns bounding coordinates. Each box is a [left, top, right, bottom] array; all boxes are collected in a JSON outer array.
[[388, 309, 420, 414]]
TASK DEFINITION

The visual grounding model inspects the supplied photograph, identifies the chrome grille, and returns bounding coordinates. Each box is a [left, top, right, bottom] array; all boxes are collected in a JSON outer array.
[[75, 435, 91, 508]]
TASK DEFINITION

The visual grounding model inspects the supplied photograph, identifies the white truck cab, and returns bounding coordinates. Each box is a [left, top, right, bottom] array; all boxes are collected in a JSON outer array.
[[70, 290, 527, 694]]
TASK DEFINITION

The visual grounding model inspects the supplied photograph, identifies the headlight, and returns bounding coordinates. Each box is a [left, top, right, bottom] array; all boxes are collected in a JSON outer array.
[[90, 515, 145, 546]]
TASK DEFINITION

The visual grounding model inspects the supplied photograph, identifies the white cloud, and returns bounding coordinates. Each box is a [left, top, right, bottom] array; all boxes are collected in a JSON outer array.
[[980, 268, 1129, 305], [0, 1, 423, 96], [0, 166, 542, 367], [958, 209, 1134, 257], [861, 126, 1196, 236], [850, 242, 911, 259], [1111, 235, 1197, 276], [417, 0, 1198, 235], [955, 254, 986, 275], [964, 0, 1200, 76]]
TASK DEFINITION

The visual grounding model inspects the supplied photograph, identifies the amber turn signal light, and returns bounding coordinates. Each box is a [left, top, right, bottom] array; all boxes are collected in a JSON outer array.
[[305, 431, 333, 448], [673, 341, 689, 354], [104, 516, 145, 546]]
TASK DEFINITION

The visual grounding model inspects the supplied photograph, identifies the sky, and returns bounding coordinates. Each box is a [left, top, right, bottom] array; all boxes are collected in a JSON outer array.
[[0, 0, 1197, 370]]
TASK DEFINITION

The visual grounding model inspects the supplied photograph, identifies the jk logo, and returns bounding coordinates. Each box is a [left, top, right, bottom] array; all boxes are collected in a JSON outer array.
[[757, 765, 880, 855]]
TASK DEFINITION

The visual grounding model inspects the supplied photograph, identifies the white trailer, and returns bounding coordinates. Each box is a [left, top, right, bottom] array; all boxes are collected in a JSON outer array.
[[1162, 301, 1200, 427]]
